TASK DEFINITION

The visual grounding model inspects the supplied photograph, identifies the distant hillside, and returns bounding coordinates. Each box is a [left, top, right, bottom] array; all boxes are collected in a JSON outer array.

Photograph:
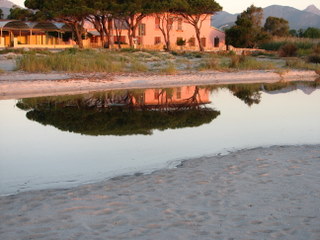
[[304, 5, 320, 15], [212, 4, 320, 30], [264, 5, 320, 29], [0, 0, 15, 19], [211, 11, 237, 30]]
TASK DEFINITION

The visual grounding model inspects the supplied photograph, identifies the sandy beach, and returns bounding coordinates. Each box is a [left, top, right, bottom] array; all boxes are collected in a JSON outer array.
[[0, 145, 319, 240], [0, 69, 319, 100], [0, 67, 319, 239]]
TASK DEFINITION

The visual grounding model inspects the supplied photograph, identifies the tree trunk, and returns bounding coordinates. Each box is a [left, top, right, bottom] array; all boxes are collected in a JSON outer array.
[[157, 14, 173, 51], [115, 25, 122, 49], [107, 17, 114, 49], [126, 16, 135, 48], [94, 17, 105, 48], [128, 28, 133, 47], [102, 18, 111, 49], [99, 30, 105, 48], [127, 15, 144, 48], [195, 27, 203, 52], [74, 23, 84, 48], [165, 30, 170, 51]]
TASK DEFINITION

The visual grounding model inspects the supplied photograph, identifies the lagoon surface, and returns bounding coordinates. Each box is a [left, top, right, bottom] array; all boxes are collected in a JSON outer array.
[[1, 82, 320, 196]]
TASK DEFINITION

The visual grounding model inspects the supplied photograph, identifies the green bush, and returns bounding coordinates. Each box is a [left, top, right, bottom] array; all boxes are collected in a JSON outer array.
[[199, 57, 221, 70], [176, 38, 186, 47], [279, 43, 298, 57], [296, 42, 313, 50], [308, 55, 320, 64], [130, 61, 148, 72], [229, 55, 246, 68], [259, 41, 285, 51], [160, 63, 177, 74], [314, 43, 320, 54], [286, 59, 320, 71]]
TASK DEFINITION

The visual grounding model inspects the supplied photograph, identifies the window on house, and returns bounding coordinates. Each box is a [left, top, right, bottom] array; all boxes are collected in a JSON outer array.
[[201, 37, 206, 47], [168, 17, 174, 30], [177, 18, 183, 31], [155, 17, 160, 29], [214, 37, 220, 47], [154, 36, 161, 45], [154, 89, 160, 100], [136, 93, 145, 104], [91, 36, 98, 43], [114, 36, 126, 44], [176, 87, 182, 99], [138, 23, 146, 36], [188, 37, 195, 47], [137, 36, 143, 45]]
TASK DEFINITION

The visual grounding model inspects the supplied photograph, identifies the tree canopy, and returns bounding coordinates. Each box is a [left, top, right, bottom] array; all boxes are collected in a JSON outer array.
[[302, 27, 320, 39], [0, 9, 3, 19], [7, 5, 35, 21], [175, 0, 222, 51], [264, 16, 289, 37], [25, 0, 93, 48], [226, 5, 270, 48]]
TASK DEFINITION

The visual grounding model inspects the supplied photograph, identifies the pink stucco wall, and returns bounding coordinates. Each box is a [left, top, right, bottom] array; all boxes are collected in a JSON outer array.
[[131, 86, 210, 106], [85, 14, 225, 50], [138, 15, 225, 50]]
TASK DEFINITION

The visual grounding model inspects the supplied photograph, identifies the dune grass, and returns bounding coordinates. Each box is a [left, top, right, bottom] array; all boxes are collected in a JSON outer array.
[[14, 47, 320, 74], [198, 56, 222, 70], [160, 62, 177, 74], [286, 59, 320, 71], [130, 61, 149, 72], [17, 49, 127, 73], [228, 56, 276, 70]]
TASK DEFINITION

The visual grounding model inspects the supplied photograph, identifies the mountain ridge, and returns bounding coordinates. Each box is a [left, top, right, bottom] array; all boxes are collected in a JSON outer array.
[[304, 4, 320, 15], [0, 0, 15, 18], [212, 4, 320, 30]]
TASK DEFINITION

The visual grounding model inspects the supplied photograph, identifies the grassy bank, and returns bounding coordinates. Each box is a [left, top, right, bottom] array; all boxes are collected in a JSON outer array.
[[259, 37, 320, 55], [0, 47, 316, 74], [258, 37, 320, 72]]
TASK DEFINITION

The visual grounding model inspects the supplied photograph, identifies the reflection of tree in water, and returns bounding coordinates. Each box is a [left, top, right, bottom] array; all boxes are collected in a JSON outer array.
[[227, 84, 261, 106], [17, 87, 220, 136], [217, 81, 319, 106]]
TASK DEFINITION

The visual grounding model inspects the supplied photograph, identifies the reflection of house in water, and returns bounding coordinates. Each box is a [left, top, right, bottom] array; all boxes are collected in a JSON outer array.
[[131, 86, 211, 109], [99, 86, 211, 110]]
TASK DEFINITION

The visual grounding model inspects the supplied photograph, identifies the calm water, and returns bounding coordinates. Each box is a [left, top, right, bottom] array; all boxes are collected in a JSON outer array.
[[1, 82, 320, 196]]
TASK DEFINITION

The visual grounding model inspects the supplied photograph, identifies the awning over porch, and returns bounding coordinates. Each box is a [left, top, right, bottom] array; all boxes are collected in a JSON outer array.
[[0, 20, 30, 30], [0, 20, 71, 32]]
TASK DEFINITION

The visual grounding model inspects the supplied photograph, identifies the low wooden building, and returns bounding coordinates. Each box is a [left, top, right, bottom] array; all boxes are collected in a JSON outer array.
[[0, 20, 75, 49]]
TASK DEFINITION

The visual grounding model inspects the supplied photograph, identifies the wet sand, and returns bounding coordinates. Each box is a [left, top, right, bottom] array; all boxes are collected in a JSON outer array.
[[0, 70, 319, 100], [1, 145, 319, 240]]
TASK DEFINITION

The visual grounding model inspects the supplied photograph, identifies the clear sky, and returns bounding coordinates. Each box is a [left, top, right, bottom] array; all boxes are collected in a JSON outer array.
[[9, 0, 320, 14]]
